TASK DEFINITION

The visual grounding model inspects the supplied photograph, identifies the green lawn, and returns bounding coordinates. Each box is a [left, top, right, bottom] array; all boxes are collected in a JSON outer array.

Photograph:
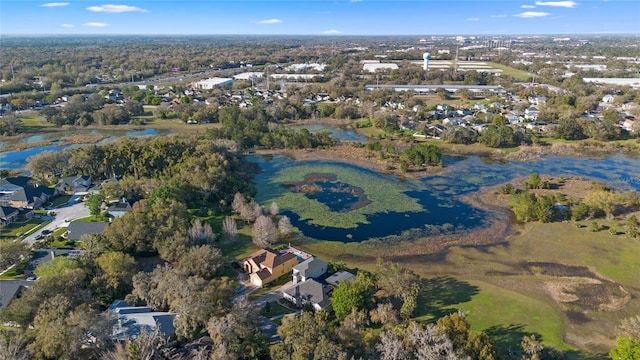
[[0, 219, 48, 238], [260, 301, 296, 319], [50, 195, 72, 207], [0, 259, 29, 279]]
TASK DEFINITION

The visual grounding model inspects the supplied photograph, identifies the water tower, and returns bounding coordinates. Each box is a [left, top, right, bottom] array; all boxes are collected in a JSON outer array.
[[422, 52, 431, 71]]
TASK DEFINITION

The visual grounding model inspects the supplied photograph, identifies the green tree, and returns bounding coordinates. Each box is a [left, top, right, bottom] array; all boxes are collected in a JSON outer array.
[[0, 240, 29, 271], [611, 337, 640, 360], [331, 273, 375, 319], [86, 193, 105, 216], [571, 203, 590, 221], [92, 251, 138, 304]]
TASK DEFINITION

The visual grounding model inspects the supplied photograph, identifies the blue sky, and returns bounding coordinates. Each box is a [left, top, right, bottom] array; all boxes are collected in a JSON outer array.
[[1, 1, 639, 35]]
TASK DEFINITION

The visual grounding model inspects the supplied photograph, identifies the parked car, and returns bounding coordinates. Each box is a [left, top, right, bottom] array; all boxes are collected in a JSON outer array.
[[42, 229, 52, 235], [34, 234, 43, 240]]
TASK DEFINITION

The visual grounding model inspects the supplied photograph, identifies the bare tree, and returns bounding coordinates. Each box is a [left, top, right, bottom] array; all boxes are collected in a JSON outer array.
[[188, 219, 215, 245], [0, 331, 31, 360], [221, 216, 238, 241], [278, 215, 292, 238], [376, 331, 408, 360], [269, 202, 279, 216], [369, 303, 399, 328], [252, 215, 277, 248], [101, 328, 166, 360], [240, 200, 261, 223], [231, 192, 246, 215]]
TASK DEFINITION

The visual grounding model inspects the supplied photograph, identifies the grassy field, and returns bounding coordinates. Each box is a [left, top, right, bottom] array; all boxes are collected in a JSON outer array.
[[291, 217, 639, 357], [487, 62, 532, 82]]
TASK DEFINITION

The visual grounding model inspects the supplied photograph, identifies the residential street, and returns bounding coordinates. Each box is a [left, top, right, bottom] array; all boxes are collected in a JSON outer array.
[[23, 199, 90, 246]]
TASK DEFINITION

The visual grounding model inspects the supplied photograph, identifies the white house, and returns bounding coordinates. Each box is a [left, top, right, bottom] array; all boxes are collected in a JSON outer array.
[[292, 257, 327, 284]]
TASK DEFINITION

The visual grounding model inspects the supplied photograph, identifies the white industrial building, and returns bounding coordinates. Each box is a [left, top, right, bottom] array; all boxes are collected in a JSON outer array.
[[584, 78, 640, 89], [286, 63, 327, 72], [363, 63, 399, 73], [191, 77, 233, 90], [233, 72, 264, 80]]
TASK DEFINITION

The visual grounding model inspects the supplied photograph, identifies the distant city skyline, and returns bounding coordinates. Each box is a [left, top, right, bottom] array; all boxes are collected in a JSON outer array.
[[1, 1, 639, 36]]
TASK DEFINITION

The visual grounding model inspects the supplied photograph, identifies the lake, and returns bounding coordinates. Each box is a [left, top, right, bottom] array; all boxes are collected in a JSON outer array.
[[287, 124, 368, 143], [0, 128, 159, 169], [250, 152, 640, 242]]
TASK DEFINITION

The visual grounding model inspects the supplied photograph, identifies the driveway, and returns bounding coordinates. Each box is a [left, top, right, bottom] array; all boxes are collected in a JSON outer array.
[[251, 281, 295, 342], [23, 200, 90, 246]]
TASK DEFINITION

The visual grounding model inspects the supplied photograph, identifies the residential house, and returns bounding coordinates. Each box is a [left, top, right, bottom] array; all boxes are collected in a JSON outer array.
[[622, 119, 636, 133], [602, 95, 615, 103], [325, 270, 356, 287], [106, 90, 124, 101], [108, 300, 176, 341], [0, 280, 30, 310], [292, 257, 328, 284], [529, 96, 547, 106], [243, 249, 299, 287], [107, 199, 133, 218], [0, 206, 20, 226], [0, 177, 55, 210], [524, 106, 540, 121], [66, 221, 109, 241], [505, 113, 524, 125], [282, 279, 332, 311], [57, 175, 93, 194], [442, 117, 467, 126]]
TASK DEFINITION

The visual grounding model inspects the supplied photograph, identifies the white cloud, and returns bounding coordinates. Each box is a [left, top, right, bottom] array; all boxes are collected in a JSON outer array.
[[83, 22, 109, 27], [467, 17, 480, 21], [60, 23, 74, 28], [521, 4, 536, 8], [41, 2, 70, 7], [491, 14, 508, 18], [323, 29, 341, 35], [515, 11, 550, 17], [256, 18, 282, 24], [535, 1, 578, 7], [86, 4, 148, 13]]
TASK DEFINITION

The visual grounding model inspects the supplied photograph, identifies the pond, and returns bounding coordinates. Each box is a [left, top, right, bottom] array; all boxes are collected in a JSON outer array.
[[0, 128, 159, 169], [250, 152, 640, 242], [287, 124, 368, 143]]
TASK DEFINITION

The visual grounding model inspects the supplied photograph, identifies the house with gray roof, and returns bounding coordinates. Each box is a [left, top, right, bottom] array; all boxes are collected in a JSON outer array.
[[0, 176, 55, 209], [56, 175, 93, 194], [325, 270, 356, 287], [66, 221, 109, 241], [292, 257, 328, 284], [107, 199, 133, 218], [0, 206, 20, 226], [0, 280, 30, 309], [282, 279, 332, 311], [108, 300, 176, 341]]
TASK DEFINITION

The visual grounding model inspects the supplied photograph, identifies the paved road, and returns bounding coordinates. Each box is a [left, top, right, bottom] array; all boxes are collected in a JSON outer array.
[[23, 199, 90, 246], [251, 281, 295, 342]]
